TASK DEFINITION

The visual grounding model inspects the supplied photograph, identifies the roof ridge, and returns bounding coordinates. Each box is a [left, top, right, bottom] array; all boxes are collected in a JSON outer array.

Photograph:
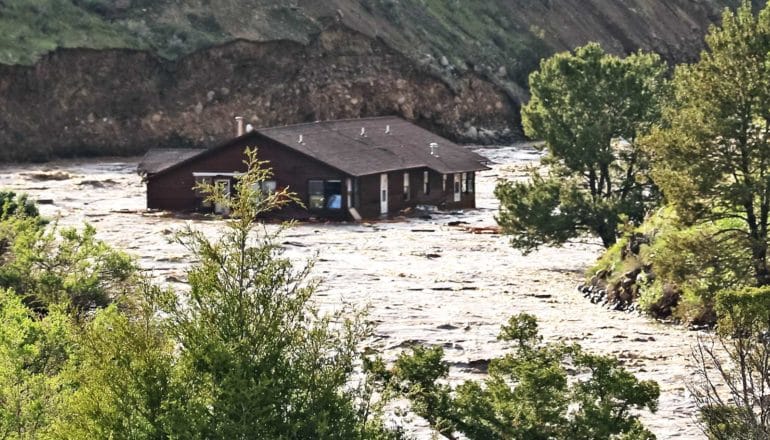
[[147, 148, 206, 152], [257, 115, 403, 132]]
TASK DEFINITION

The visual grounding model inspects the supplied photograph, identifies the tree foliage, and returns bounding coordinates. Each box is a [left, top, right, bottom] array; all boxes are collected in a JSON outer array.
[[0, 192, 38, 221], [690, 286, 770, 439], [0, 151, 400, 439], [382, 313, 660, 440], [496, 43, 667, 251], [0, 289, 74, 440], [646, 1, 770, 286], [159, 149, 391, 439]]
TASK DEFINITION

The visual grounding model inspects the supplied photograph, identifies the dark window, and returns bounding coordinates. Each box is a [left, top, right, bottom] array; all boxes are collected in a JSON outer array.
[[465, 172, 474, 193], [325, 180, 342, 209], [308, 179, 342, 210], [308, 180, 325, 209]]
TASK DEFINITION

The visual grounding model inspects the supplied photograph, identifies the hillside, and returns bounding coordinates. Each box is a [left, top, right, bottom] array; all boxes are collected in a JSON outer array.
[[0, 0, 761, 160]]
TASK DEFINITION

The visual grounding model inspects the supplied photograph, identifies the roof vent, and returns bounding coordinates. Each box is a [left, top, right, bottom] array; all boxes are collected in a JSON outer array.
[[245, 123, 255, 133], [298, 134, 304, 144], [235, 116, 244, 137], [429, 142, 439, 157], [385, 124, 391, 134], [360, 127, 366, 137]]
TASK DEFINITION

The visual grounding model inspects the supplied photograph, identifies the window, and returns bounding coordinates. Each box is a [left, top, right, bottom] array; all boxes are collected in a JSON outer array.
[[442, 174, 447, 192], [325, 180, 342, 209], [403, 172, 410, 201], [308, 179, 342, 210], [308, 180, 325, 209], [251, 180, 277, 198], [423, 171, 430, 194], [195, 177, 213, 207], [261, 180, 277, 193], [461, 173, 467, 192], [465, 172, 474, 193]]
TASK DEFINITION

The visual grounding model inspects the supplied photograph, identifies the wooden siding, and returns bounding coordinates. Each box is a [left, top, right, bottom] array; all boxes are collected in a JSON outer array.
[[146, 134, 478, 220], [354, 168, 476, 218], [146, 134, 350, 219]]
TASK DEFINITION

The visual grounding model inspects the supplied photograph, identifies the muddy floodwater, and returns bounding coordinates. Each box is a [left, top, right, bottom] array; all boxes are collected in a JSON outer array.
[[1, 145, 706, 439]]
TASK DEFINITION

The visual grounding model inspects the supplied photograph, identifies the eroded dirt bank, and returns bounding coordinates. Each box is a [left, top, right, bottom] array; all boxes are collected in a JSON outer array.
[[0, 146, 706, 438], [0, 25, 518, 162]]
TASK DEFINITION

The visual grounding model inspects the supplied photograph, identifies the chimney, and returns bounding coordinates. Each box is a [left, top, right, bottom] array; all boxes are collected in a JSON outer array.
[[298, 134, 304, 144], [235, 116, 244, 136], [360, 127, 366, 137], [429, 142, 439, 157], [385, 124, 391, 134]]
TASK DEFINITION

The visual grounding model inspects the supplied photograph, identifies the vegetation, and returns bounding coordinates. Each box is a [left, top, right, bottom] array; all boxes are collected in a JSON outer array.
[[0, 157, 398, 439], [690, 287, 770, 439], [377, 313, 660, 440], [539, 3, 770, 436], [11, 1, 770, 437], [577, 1, 770, 326], [0, 162, 664, 438], [647, 1, 770, 287], [0, 0, 546, 79], [495, 43, 667, 251]]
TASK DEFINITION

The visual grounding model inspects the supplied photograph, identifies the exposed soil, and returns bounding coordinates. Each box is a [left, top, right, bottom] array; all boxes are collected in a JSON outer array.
[[0, 145, 709, 439], [0, 25, 518, 162], [0, 0, 748, 162]]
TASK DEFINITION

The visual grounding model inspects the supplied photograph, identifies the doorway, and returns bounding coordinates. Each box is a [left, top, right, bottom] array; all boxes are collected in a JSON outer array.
[[380, 173, 388, 215], [453, 174, 461, 202], [214, 179, 230, 215]]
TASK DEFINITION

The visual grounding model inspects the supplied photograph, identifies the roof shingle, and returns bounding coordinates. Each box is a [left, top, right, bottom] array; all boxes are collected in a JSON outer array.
[[138, 148, 206, 175], [141, 117, 489, 177], [258, 117, 489, 176]]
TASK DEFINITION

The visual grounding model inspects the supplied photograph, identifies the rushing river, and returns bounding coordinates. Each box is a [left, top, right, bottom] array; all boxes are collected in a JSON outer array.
[[0, 145, 707, 439]]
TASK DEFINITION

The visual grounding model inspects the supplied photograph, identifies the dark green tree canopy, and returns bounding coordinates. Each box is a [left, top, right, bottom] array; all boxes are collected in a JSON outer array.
[[496, 43, 667, 251], [381, 313, 660, 440], [647, 1, 770, 286]]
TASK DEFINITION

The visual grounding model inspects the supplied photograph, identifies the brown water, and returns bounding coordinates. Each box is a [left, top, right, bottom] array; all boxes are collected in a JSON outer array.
[[0, 145, 706, 439]]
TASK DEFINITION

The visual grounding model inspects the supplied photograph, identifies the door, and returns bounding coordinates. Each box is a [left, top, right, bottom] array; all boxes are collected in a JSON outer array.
[[380, 173, 388, 215], [453, 174, 462, 202], [214, 179, 230, 214]]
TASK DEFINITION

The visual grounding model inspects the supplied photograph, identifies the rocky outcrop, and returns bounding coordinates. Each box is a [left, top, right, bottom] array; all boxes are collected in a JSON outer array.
[[0, 26, 518, 161], [0, 0, 761, 161]]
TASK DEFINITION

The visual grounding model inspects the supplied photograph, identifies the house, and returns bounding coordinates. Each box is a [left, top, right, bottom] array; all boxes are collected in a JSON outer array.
[[137, 116, 490, 220]]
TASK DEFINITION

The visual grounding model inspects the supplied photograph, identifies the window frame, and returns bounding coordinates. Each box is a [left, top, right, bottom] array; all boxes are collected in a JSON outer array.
[[403, 172, 411, 201], [464, 172, 474, 194], [308, 179, 343, 211]]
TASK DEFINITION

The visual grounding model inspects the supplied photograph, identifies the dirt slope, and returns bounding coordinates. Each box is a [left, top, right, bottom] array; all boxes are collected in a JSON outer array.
[[0, 0, 761, 160]]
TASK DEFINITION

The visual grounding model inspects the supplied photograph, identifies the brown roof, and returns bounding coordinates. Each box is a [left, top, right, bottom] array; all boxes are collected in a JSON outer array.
[[137, 148, 206, 175], [259, 117, 489, 176], [145, 117, 489, 178]]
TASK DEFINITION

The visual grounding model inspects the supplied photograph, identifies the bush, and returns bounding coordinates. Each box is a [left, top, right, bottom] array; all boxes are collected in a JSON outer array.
[[384, 313, 660, 439]]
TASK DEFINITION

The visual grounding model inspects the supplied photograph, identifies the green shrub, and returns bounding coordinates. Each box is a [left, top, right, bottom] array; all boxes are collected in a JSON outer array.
[[385, 313, 660, 439]]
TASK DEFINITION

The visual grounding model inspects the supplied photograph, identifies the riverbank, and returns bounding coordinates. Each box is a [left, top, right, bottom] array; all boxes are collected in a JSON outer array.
[[0, 145, 707, 438]]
